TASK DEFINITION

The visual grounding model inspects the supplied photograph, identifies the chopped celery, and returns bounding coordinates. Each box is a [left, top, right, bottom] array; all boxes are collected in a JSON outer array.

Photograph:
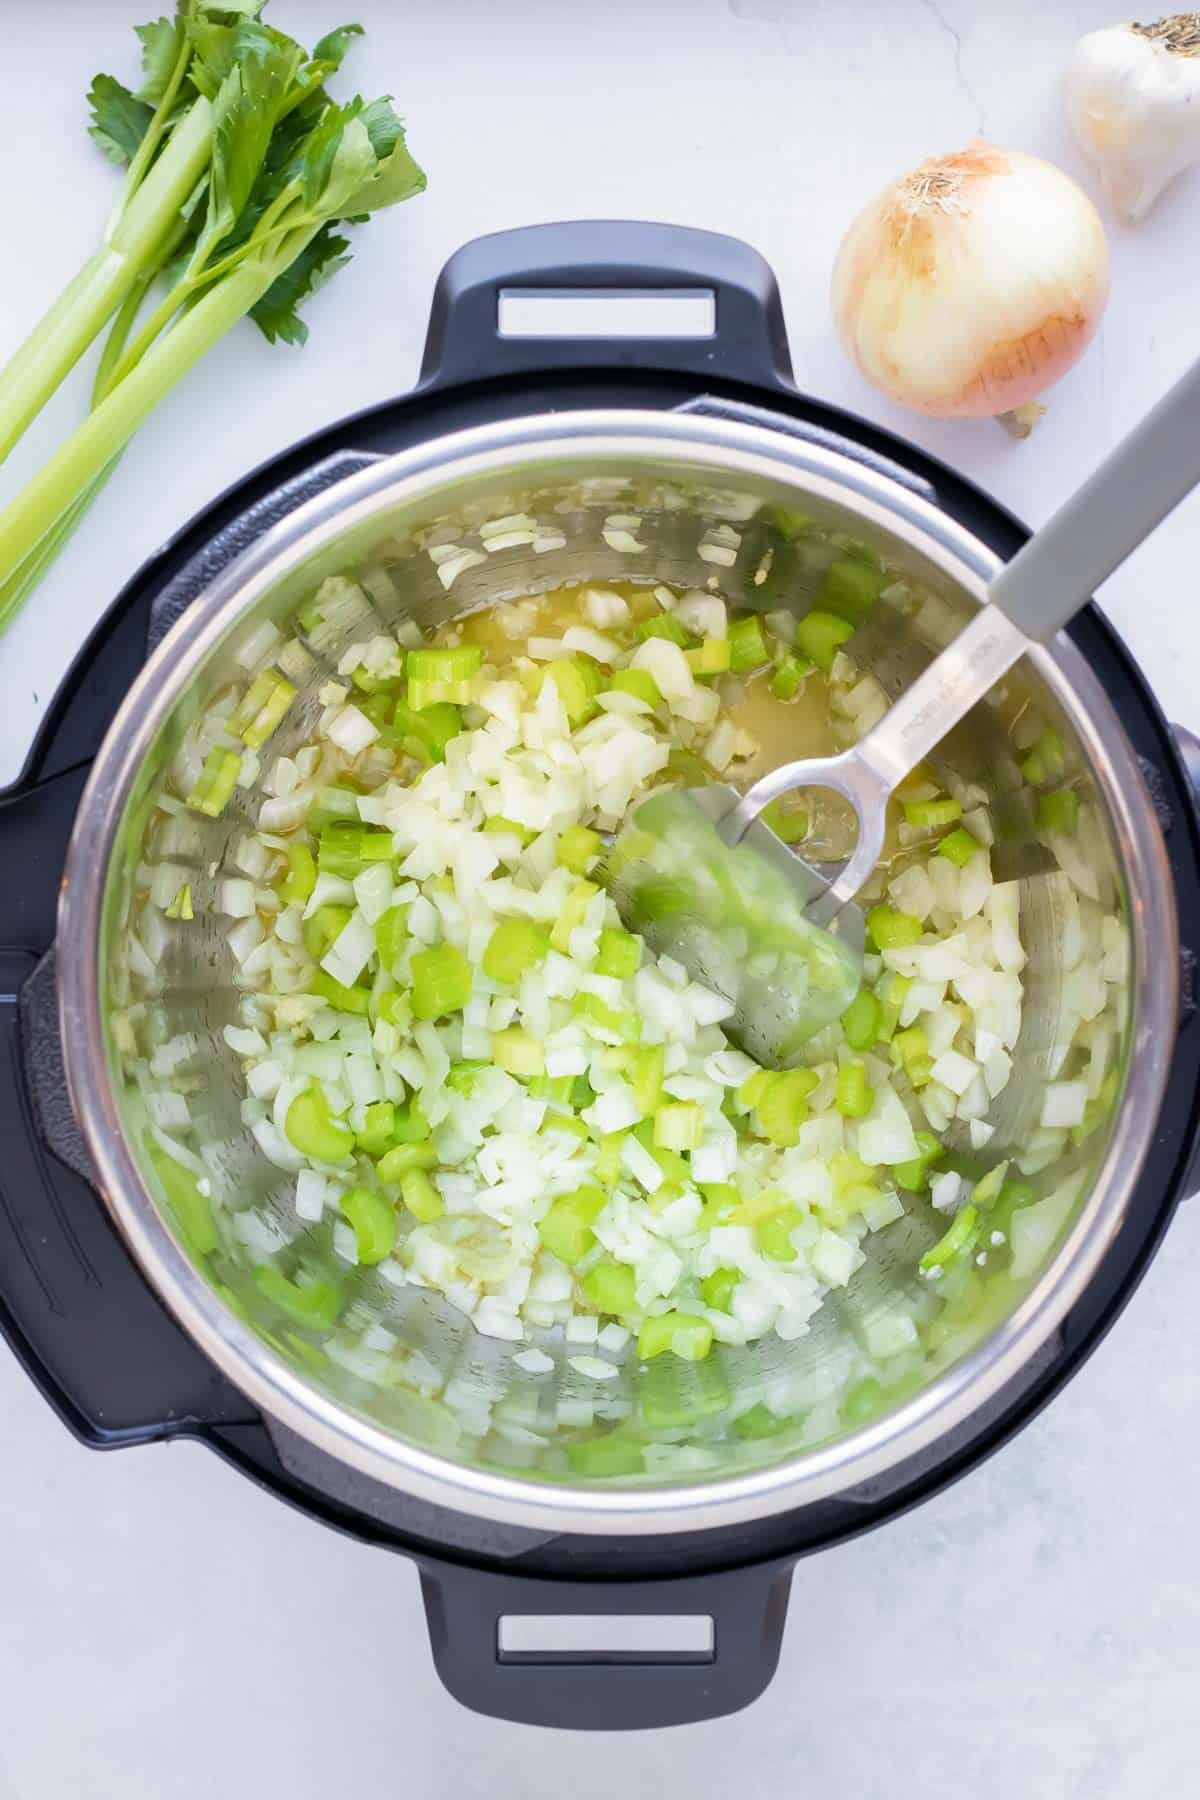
[[543, 1112, 589, 1143], [1019, 726, 1066, 787], [836, 1060, 873, 1117], [843, 1376, 884, 1425], [875, 970, 910, 1042], [410, 943, 472, 1019], [635, 613, 692, 647], [254, 1267, 342, 1330], [281, 841, 316, 905], [377, 1141, 438, 1182], [447, 1060, 489, 1094], [577, 992, 642, 1042], [637, 1311, 713, 1362], [542, 656, 603, 727], [818, 556, 887, 622], [761, 798, 808, 844], [938, 827, 981, 867], [735, 1068, 774, 1112], [399, 1167, 444, 1222], [374, 905, 409, 972], [529, 1072, 575, 1106], [310, 970, 371, 1014], [228, 668, 295, 748], [701, 1267, 739, 1312], [309, 784, 361, 828], [284, 1085, 355, 1163], [557, 824, 602, 874], [302, 904, 352, 961], [754, 1069, 819, 1147], [893, 1129, 943, 1190], [594, 1132, 628, 1186], [654, 1102, 704, 1152], [392, 1099, 431, 1144], [892, 1024, 932, 1089], [609, 668, 661, 707], [664, 747, 710, 787], [393, 697, 463, 761], [733, 1401, 787, 1440], [146, 1138, 216, 1255], [920, 1202, 980, 1273], [550, 880, 599, 954], [356, 1101, 396, 1157], [492, 1026, 545, 1079], [687, 636, 732, 676], [187, 746, 241, 818], [317, 823, 394, 877], [595, 928, 641, 978], [483, 918, 549, 984], [756, 1205, 804, 1262], [483, 814, 535, 843], [632, 1120, 689, 1189], [903, 797, 962, 830], [566, 1433, 645, 1476], [866, 905, 923, 950], [698, 1183, 739, 1227], [627, 1046, 663, 1118], [727, 614, 769, 672], [340, 1187, 398, 1266], [770, 651, 814, 701], [581, 1260, 637, 1316], [841, 988, 881, 1050], [1037, 788, 1080, 834], [537, 1187, 606, 1264], [796, 608, 853, 671], [164, 883, 194, 922], [405, 646, 482, 709]]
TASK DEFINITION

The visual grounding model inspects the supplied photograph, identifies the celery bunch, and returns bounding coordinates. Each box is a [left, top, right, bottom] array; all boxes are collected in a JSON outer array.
[[0, 2, 425, 632]]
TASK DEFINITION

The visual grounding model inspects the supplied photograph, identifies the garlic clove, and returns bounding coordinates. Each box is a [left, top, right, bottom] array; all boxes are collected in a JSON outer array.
[[1065, 18, 1200, 222]]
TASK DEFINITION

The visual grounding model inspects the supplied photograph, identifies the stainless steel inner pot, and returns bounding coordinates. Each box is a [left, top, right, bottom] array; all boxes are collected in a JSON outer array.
[[57, 410, 1174, 1536]]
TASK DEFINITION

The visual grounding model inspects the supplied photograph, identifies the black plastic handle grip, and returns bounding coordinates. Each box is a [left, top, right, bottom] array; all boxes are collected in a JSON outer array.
[[419, 1555, 792, 1729], [418, 220, 794, 392]]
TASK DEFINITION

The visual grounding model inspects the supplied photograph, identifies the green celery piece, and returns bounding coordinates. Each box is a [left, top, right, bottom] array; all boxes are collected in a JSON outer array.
[[770, 651, 814, 701], [407, 645, 482, 683], [795, 609, 853, 672], [841, 988, 881, 1051], [228, 667, 295, 747], [550, 880, 598, 954], [187, 746, 241, 818], [594, 1132, 628, 1186], [903, 797, 961, 830], [492, 1027, 545, 1079], [635, 613, 692, 647], [938, 827, 982, 867], [733, 1401, 788, 1440], [1037, 789, 1080, 834], [254, 1266, 342, 1330], [920, 1203, 980, 1274], [566, 1433, 645, 1476], [393, 697, 462, 764], [374, 905, 408, 971], [866, 905, 923, 950], [284, 1085, 355, 1163], [302, 903, 351, 961], [836, 1060, 874, 1118], [842, 1376, 884, 1425], [537, 1187, 606, 1265], [356, 1100, 396, 1157], [609, 668, 661, 707], [542, 657, 603, 727], [595, 928, 641, 978], [164, 882, 194, 921], [687, 636, 732, 676], [581, 1260, 637, 1316], [700, 1267, 739, 1312], [637, 1311, 713, 1362], [281, 840, 316, 905], [340, 1187, 398, 1265], [557, 824, 602, 874], [483, 918, 549, 984], [376, 1141, 438, 1182], [318, 823, 393, 877], [410, 943, 472, 1019], [653, 1102, 703, 1152], [399, 1167, 443, 1222], [754, 1069, 819, 1147], [310, 969, 371, 1014], [727, 614, 768, 672], [145, 1136, 217, 1256], [818, 556, 887, 622]]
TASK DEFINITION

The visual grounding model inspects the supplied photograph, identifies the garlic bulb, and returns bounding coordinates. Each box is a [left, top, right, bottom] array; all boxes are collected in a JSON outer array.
[[1065, 15, 1200, 221], [831, 142, 1109, 432]]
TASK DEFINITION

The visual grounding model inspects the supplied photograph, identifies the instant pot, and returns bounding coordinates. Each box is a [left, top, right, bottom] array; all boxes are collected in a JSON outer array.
[[2, 222, 1198, 1729]]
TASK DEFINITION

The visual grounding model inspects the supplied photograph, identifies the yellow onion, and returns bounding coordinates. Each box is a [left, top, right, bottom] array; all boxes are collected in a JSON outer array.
[[831, 142, 1110, 432]]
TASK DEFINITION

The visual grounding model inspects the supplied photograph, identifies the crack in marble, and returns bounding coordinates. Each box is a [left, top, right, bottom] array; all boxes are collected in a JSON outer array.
[[920, 0, 987, 136]]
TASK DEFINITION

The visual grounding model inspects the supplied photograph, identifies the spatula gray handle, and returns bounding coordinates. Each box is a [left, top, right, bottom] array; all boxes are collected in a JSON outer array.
[[990, 355, 1200, 641], [731, 355, 1200, 913]]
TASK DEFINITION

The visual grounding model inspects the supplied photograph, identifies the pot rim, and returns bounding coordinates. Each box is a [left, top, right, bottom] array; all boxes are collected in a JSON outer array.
[[58, 408, 1177, 1535]]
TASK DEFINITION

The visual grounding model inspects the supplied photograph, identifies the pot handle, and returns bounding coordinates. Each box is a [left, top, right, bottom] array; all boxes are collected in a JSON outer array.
[[1170, 723, 1200, 1201], [418, 1555, 792, 1729], [418, 220, 794, 392]]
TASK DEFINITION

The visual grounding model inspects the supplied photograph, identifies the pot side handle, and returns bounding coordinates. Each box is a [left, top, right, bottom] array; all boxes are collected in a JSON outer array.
[[418, 220, 794, 392], [418, 1555, 792, 1729]]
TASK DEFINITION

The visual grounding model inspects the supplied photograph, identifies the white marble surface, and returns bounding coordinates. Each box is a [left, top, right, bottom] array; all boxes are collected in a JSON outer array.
[[2, 0, 1199, 1791]]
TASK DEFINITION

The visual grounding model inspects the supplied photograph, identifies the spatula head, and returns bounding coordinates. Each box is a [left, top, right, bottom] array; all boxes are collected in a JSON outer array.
[[607, 786, 865, 1068]]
